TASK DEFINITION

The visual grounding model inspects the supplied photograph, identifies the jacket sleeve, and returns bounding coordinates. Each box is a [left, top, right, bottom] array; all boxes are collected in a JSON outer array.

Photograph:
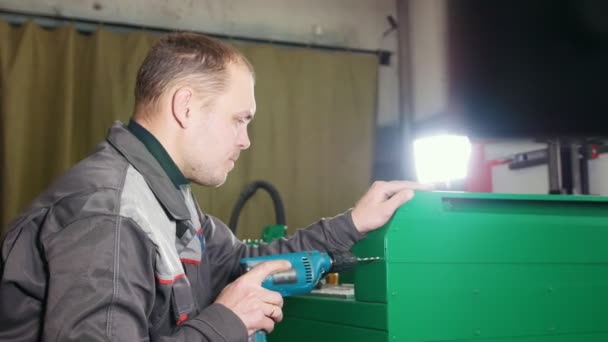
[[203, 210, 365, 293], [40, 214, 247, 342], [0, 210, 49, 342]]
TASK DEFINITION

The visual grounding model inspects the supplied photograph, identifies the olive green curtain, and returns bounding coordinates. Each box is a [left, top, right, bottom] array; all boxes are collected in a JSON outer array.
[[0, 20, 377, 239]]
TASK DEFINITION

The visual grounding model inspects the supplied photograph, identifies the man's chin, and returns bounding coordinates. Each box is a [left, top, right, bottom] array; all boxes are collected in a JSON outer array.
[[191, 174, 228, 188], [212, 178, 227, 188]]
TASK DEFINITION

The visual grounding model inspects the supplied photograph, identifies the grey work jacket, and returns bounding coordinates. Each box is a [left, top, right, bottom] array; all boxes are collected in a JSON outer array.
[[0, 122, 364, 341]]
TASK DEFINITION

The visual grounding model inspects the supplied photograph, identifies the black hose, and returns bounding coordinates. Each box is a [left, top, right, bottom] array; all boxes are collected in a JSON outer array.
[[228, 180, 286, 234]]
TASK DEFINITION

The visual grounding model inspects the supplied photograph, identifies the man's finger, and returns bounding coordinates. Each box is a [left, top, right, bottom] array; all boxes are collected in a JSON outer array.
[[263, 303, 284, 322], [244, 260, 292, 284], [259, 288, 284, 306], [259, 316, 276, 334], [380, 181, 432, 197], [386, 188, 415, 210]]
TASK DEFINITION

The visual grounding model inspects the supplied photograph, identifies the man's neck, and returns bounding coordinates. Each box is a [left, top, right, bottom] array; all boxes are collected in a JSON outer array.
[[128, 117, 190, 189]]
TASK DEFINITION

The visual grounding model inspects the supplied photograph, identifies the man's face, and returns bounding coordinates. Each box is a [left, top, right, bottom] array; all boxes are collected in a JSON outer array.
[[182, 62, 256, 187]]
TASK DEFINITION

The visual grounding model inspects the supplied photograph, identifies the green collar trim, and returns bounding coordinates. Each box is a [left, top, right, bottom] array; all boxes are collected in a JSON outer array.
[[127, 120, 190, 188]]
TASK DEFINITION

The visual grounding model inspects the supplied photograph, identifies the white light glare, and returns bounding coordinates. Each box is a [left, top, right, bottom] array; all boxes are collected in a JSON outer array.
[[413, 135, 472, 184]]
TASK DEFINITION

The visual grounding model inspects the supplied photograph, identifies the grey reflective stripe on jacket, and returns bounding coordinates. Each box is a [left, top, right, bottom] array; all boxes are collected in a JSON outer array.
[[120, 165, 200, 323], [0, 121, 365, 342]]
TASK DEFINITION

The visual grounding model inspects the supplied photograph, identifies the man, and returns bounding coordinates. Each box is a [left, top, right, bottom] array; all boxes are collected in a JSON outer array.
[[0, 32, 424, 341]]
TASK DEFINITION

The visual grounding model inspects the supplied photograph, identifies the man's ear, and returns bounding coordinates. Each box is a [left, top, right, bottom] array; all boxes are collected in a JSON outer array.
[[171, 87, 193, 129]]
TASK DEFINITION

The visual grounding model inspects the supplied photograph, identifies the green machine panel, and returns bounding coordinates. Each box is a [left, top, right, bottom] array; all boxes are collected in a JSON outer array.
[[270, 191, 608, 342]]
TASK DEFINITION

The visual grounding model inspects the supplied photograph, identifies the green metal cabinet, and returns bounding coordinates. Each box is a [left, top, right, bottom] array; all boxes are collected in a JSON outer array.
[[270, 191, 608, 342]]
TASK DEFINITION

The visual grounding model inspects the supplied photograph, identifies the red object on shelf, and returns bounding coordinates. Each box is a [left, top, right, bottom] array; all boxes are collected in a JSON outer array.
[[466, 143, 510, 193], [590, 145, 600, 160]]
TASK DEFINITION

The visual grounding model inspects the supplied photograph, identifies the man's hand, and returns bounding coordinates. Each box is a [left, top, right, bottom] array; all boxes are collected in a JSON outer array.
[[215, 260, 291, 336], [351, 180, 429, 233]]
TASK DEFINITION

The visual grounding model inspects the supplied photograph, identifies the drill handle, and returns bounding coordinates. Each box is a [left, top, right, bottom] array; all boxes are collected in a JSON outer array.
[[248, 330, 267, 342]]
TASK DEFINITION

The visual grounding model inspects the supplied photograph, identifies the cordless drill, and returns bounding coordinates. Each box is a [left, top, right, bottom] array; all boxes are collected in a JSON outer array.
[[240, 250, 377, 342]]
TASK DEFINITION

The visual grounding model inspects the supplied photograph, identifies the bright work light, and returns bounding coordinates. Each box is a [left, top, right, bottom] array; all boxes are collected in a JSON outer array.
[[413, 135, 472, 185]]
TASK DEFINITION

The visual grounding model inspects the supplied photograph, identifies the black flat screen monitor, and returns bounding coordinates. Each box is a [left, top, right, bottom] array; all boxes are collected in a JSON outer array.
[[446, 0, 608, 139]]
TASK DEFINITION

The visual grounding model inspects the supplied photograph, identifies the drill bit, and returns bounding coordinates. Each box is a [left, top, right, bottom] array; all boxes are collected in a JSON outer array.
[[356, 256, 382, 262]]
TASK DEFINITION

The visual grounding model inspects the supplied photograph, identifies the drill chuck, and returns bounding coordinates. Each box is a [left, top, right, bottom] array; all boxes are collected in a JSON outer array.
[[327, 251, 359, 273]]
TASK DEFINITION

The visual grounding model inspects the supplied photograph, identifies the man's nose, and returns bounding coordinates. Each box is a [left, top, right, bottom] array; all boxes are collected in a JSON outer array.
[[238, 129, 251, 150]]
